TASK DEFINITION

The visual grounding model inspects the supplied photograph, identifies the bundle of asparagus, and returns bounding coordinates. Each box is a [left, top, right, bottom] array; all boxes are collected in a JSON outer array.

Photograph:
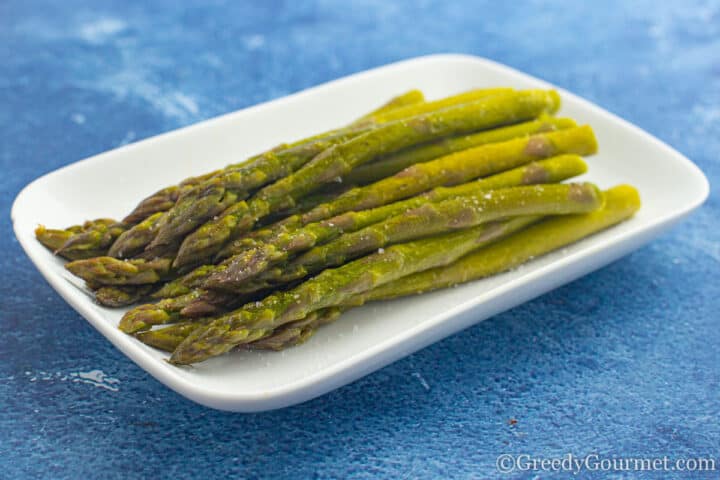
[[36, 88, 640, 365]]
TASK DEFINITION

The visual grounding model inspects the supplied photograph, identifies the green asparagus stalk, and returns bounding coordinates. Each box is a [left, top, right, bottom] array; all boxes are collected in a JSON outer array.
[[94, 285, 156, 308], [242, 307, 343, 351], [299, 125, 596, 225], [149, 89, 505, 254], [135, 321, 207, 352], [169, 215, 541, 364], [344, 116, 577, 185], [42, 89, 447, 257], [366, 87, 514, 124], [65, 256, 173, 285], [156, 155, 586, 299], [119, 289, 237, 333], [258, 182, 355, 226], [107, 212, 164, 259], [60, 100, 582, 287], [364, 184, 641, 300], [122, 170, 221, 224], [206, 182, 603, 292], [35, 219, 128, 260], [36, 225, 84, 253], [151, 264, 219, 298], [119, 91, 424, 228], [134, 307, 343, 352], [135, 133, 372, 255], [172, 90, 562, 268], [146, 123, 388, 252], [241, 185, 641, 342], [352, 89, 425, 124], [136, 186, 641, 356], [278, 89, 429, 149], [252, 90, 559, 211], [202, 155, 587, 291], [219, 124, 594, 262], [121, 279, 277, 333], [214, 125, 596, 264]]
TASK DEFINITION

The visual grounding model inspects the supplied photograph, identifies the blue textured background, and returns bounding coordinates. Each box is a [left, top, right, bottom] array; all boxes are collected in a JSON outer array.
[[1, 1, 719, 478]]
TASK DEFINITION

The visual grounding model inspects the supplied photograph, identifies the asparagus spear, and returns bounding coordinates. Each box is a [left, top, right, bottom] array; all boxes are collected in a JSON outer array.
[[273, 89, 429, 149], [244, 185, 641, 341], [119, 289, 238, 333], [206, 183, 603, 292], [41, 89, 449, 256], [94, 285, 155, 308], [364, 184, 641, 300], [214, 125, 595, 265], [107, 212, 164, 259], [134, 307, 343, 352], [151, 264, 219, 298], [121, 278, 278, 333], [61, 111, 585, 288], [299, 125, 596, 225], [148, 89, 501, 254], [65, 256, 173, 285], [130, 182, 588, 325], [137, 186, 641, 355], [36, 225, 84, 253], [344, 116, 577, 185], [258, 182, 356, 225], [351, 89, 425, 124], [134, 320, 207, 352], [172, 90, 562, 268], [242, 307, 343, 351], [203, 155, 586, 290], [252, 90, 559, 212], [123, 170, 221, 224], [366, 88, 514, 124], [156, 155, 586, 299], [148, 123, 386, 249], [121, 90, 424, 226], [35, 219, 128, 260], [104, 90, 422, 230], [169, 216, 540, 364]]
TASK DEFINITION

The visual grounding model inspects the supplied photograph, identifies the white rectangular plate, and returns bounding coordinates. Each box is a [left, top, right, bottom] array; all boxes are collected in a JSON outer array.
[[12, 54, 709, 412]]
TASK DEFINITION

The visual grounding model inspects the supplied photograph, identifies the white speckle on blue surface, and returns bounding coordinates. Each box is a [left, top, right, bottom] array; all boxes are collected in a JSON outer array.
[[693, 104, 720, 123], [243, 34, 265, 50], [79, 18, 126, 43], [70, 370, 121, 392], [173, 93, 199, 115], [19, 369, 120, 392], [412, 372, 430, 390], [71, 113, 85, 125], [117, 130, 136, 146]]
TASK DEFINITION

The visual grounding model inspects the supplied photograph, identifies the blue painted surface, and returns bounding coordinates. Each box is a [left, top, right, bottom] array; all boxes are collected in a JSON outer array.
[[1, 1, 719, 478]]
